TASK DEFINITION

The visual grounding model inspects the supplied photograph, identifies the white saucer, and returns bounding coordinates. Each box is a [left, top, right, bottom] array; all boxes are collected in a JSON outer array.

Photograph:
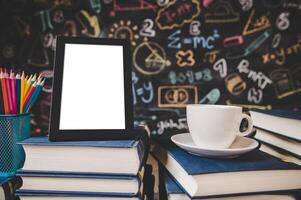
[[171, 133, 259, 158]]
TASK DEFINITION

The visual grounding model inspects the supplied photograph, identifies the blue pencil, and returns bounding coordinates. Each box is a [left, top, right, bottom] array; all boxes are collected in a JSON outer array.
[[24, 79, 44, 113], [16, 73, 21, 114]]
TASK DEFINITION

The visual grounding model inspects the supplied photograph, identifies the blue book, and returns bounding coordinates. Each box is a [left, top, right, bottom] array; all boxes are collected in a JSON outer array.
[[160, 168, 300, 200], [16, 170, 142, 196], [153, 143, 301, 198], [250, 109, 301, 141], [15, 190, 143, 200], [19, 134, 149, 175]]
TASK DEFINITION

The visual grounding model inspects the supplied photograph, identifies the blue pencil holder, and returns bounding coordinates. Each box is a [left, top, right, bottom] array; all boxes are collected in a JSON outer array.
[[0, 114, 31, 176]]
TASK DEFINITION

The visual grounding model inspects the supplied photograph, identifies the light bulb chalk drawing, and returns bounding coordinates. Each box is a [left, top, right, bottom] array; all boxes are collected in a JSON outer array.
[[108, 20, 139, 46]]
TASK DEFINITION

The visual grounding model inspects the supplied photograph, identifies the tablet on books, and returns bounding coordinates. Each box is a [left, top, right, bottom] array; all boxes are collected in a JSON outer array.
[[49, 36, 134, 141]]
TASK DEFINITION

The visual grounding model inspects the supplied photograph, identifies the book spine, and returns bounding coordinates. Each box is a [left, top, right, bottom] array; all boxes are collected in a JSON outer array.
[[135, 128, 150, 170]]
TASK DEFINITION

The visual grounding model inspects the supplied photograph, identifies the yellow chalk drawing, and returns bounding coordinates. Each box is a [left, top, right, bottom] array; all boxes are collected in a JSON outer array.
[[243, 9, 271, 36], [158, 85, 198, 107], [155, 0, 201, 30], [108, 20, 139, 46], [176, 50, 195, 67], [133, 42, 171, 75]]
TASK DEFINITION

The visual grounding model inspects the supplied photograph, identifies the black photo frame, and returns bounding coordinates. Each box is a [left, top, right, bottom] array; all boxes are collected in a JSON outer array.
[[49, 36, 134, 141]]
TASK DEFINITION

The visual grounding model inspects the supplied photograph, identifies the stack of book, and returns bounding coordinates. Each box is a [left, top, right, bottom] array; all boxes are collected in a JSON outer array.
[[250, 110, 301, 165], [153, 142, 301, 200], [16, 130, 151, 200]]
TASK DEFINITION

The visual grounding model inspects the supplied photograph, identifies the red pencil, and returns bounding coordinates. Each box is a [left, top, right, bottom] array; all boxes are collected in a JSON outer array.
[[22, 82, 37, 110], [4, 69, 13, 114]]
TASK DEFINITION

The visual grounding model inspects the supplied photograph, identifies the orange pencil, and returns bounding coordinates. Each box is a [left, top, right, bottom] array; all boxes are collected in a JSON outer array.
[[22, 82, 36, 110], [0, 70, 9, 114]]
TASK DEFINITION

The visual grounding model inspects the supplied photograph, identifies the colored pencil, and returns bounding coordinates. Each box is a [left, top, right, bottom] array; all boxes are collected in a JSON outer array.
[[4, 69, 14, 114], [10, 71, 17, 114], [20, 71, 25, 113], [0, 70, 9, 114], [0, 69, 4, 114], [23, 74, 32, 99], [22, 82, 36, 111], [0, 68, 43, 114], [25, 79, 44, 113], [16, 73, 21, 114]]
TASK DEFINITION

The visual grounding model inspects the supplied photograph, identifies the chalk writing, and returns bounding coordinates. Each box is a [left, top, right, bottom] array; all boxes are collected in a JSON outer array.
[[156, 0, 201, 30], [168, 29, 220, 49], [108, 20, 139, 46], [223, 35, 244, 48], [176, 50, 195, 67], [203, 0, 215, 8], [205, 1, 239, 23], [76, 10, 100, 37], [203, 50, 219, 63], [272, 33, 281, 48], [53, 10, 64, 24], [156, 118, 188, 135], [242, 9, 271, 36], [42, 33, 57, 50], [239, 0, 253, 11], [110, 0, 157, 16], [248, 87, 263, 103], [2, 44, 15, 59], [226, 100, 272, 110], [133, 42, 171, 75], [189, 20, 201, 36], [276, 12, 290, 31], [35, 9, 54, 31], [225, 73, 247, 95], [227, 29, 271, 59], [270, 66, 301, 99], [157, 0, 169, 7], [132, 72, 154, 105], [168, 68, 212, 84], [139, 19, 156, 38], [237, 59, 272, 89], [262, 36, 301, 65], [200, 88, 220, 104], [213, 58, 227, 78], [284, 1, 301, 10], [89, 0, 101, 14], [39, 70, 53, 93], [158, 85, 198, 107]]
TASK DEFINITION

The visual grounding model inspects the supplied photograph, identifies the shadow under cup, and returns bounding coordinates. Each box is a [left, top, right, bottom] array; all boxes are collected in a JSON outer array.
[[186, 105, 248, 149], [0, 113, 31, 176]]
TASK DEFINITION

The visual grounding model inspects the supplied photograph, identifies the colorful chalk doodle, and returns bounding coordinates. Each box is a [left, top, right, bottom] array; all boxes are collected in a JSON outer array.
[[155, 0, 201, 30], [0, 0, 300, 136], [133, 41, 171, 75]]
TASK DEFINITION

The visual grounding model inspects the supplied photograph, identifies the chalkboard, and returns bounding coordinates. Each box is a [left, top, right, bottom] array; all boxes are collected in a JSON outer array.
[[0, 0, 300, 136]]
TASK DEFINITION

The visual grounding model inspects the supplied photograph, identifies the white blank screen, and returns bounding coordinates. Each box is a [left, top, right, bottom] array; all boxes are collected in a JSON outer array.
[[59, 43, 126, 130]]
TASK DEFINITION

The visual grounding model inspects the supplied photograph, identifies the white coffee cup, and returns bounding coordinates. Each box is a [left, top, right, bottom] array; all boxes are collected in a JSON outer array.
[[186, 104, 253, 149]]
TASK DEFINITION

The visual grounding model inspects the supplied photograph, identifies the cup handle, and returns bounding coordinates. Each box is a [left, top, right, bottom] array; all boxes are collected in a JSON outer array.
[[237, 113, 253, 137]]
